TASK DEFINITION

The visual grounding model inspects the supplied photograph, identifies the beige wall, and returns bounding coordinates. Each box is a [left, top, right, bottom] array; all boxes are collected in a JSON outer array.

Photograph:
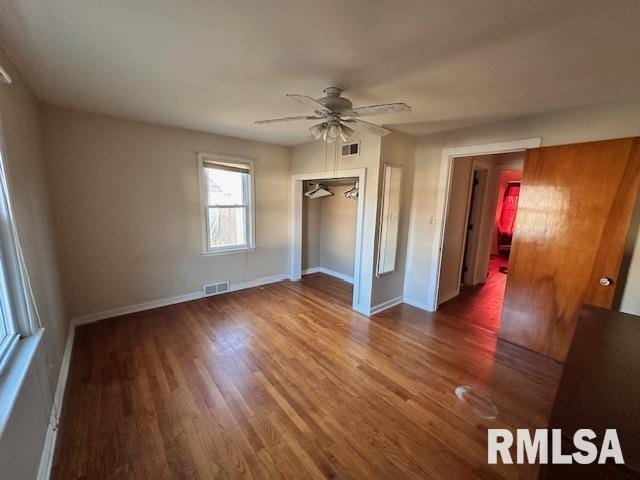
[[405, 98, 640, 315], [42, 106, 290, 319], [319, 185, 357, 277], [0, 48, 67, 480], [301, 192, 320, 270]]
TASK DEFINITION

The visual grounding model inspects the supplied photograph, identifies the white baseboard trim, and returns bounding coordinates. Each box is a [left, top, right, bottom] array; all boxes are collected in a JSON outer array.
[[301, 267, 321, 275], [72, 291, 203, 325], [402, 296, 434, 312], [437, 289, 459, 305], [369, 296, 404, 316], [72, 273, 290, 326], [37, 322, 76, 480], [322, 268, 354, 284], [302, 266, 354, 284], [353, 303, 371, 316], [230, 273, 289, 292]]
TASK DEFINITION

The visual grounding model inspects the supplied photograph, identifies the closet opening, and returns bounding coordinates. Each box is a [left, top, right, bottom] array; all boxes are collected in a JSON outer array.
[[301, 177, 359, 297], [437, 152, 524, 333], [289, 168, 366, 313]]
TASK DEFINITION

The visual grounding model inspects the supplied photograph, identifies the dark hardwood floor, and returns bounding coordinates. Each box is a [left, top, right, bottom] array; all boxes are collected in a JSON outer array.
[[52, 273, 562, 479], [439, 255, 509, 334]]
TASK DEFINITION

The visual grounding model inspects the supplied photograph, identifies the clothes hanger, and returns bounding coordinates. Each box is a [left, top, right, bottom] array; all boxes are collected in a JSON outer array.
[[305, 183, 334, 199], [344, 181, 359, 200]]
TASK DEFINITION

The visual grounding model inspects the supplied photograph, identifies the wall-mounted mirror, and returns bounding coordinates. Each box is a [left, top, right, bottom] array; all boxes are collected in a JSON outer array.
[[376, 164, 402, 276]]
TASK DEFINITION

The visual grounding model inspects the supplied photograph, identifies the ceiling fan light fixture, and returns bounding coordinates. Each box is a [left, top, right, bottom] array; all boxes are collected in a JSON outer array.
[[327, 123, 340, 139], [0, 65, 11, 84], [322, 127, 329, 142], [309, 123, 325, 140], [339, 124, 354, 142]]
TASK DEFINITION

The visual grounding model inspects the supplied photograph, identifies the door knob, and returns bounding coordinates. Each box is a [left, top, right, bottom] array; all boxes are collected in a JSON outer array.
[[599, 277, 614, 287]]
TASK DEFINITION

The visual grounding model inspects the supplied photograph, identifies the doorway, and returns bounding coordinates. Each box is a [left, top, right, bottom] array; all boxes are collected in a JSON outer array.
[[437, 152, 524, 333]]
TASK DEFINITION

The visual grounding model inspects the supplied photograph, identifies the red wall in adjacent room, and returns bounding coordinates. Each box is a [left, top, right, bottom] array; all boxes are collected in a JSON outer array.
[[491, 169, 523, 255]]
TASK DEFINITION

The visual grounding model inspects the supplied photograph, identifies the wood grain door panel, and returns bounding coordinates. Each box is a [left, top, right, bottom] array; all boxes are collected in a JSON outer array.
[[498, 138, 640, 362]]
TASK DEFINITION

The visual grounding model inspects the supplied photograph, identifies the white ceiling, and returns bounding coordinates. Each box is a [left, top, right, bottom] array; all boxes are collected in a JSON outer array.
[[0, 1, 639, 145]]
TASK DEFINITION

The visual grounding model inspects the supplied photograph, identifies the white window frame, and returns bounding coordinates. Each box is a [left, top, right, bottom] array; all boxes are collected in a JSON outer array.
[[0, 294, 20, 376], [0, 135, 32, 374], [198, 153, 256, 255], [0, 117, 43, 437]]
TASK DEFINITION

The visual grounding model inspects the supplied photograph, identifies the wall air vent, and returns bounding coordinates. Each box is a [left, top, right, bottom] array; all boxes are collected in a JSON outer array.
[[341, 141, 360, 158], [203, 281, 230, 297]]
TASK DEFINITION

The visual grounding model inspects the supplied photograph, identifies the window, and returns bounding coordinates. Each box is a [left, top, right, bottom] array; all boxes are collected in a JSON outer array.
[[199, 154, 255, 254], [0, 145, 36, 376], [0, 263, 19, 375], [0, 122, 42, 436]]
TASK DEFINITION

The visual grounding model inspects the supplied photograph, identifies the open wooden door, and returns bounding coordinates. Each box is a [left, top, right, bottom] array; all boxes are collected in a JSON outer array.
[[499, 137, 640, 362]]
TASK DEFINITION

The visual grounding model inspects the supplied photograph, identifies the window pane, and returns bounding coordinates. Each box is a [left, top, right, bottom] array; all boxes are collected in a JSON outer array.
[[204, 167, 246, 206], [208, 207, 247, 249], [0, 297, 11, 373], [0, 309, 6, 339], [0, 255, 8, 339]]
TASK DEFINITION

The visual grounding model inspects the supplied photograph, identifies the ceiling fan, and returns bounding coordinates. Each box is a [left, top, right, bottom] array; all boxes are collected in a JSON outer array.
[[255, 87, 411, 142]]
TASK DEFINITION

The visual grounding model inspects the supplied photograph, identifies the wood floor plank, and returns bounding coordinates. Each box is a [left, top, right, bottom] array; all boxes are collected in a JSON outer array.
[[52, 274, 561, 479]]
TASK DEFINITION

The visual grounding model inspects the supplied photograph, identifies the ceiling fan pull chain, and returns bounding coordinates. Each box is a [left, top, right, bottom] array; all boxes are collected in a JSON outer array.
[[324, 139, 328, 172], [333, 138, 340, 177]]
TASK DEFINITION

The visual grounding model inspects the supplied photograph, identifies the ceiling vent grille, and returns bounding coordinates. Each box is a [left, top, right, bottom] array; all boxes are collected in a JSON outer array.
[[341, 141, 360, 157], [203, 281, 230, 297]]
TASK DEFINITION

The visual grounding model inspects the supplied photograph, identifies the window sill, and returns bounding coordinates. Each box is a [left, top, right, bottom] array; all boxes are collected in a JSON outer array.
[[202, 246, 257, 257], [0, 329, 43, 438]]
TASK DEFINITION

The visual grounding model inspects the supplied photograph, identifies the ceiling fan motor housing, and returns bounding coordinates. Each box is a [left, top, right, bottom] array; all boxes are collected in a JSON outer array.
[[317, 87, 353, 113]]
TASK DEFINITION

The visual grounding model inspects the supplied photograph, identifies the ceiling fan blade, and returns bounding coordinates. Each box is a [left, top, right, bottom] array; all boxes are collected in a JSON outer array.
[[255, 115, 322, 124], [343, 102, 411, 117], [343, 118, 392, 136], [286, 94, 331, 112]]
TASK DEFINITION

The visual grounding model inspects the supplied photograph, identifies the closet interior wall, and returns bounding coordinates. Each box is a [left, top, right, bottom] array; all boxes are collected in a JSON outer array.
[[302, 178, 358, 282]]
